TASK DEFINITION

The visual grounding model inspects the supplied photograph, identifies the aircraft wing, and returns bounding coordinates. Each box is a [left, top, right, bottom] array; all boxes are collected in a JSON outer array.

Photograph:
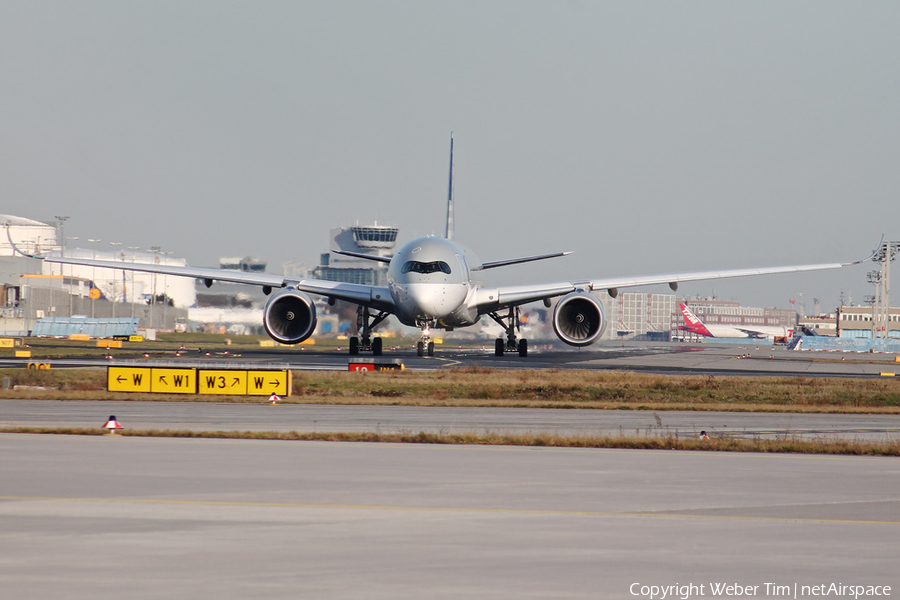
[[585, 261, 851, 294], [48, 256, 286, 287], [45, 256, 395, 311], [734, 329, 769, 339], [475, 258, 863, 313]]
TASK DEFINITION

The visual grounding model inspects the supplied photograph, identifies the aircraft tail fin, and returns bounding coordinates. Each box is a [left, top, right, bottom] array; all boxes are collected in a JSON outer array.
[[445, 133, 454, 240], [679, 304, 714, 337]]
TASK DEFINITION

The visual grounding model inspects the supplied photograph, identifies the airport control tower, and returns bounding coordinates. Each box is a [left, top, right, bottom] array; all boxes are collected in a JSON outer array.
[[312, 224, 399, 286]]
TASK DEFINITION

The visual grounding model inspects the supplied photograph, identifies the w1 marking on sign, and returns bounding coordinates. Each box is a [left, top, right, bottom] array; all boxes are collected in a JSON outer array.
[[152, 369, 196, 394]]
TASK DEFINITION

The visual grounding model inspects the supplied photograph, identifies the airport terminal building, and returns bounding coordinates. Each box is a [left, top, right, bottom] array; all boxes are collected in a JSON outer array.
[[1, 214, 187, 335]]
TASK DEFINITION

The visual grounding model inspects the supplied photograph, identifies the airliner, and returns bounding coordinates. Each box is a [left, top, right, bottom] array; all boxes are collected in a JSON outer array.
[[12, 136, 874, 357], [678, 304, 792, 340]]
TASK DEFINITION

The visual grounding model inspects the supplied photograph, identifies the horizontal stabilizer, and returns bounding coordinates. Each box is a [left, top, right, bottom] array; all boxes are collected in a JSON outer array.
[[331, 249, 392, 264], [474, 251, 572, 271]]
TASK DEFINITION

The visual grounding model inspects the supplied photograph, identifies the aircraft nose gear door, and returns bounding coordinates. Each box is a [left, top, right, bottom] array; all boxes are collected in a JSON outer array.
[[488, 307, 528, 357]]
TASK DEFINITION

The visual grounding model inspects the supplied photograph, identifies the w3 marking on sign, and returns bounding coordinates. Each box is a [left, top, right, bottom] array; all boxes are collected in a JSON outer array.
[[198, 370, 248, 395]]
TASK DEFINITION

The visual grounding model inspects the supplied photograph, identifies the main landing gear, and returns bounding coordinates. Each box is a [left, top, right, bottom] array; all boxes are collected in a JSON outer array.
[[348, 306, 389, 356], [488, 307, 528, 357], [416, 323, 435, 357]]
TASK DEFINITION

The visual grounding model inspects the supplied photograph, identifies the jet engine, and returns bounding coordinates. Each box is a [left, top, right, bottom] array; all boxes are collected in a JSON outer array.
[[263, 288, 317, 344], [552, 291, 607, 347]]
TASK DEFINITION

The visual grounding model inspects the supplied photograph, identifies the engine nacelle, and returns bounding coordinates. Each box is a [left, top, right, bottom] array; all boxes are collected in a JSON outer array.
[[552, 291, 607, 347], [263, 288, 317, 344]]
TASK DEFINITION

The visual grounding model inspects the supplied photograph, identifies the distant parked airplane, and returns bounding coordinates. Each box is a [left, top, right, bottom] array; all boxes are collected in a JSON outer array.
[[9, 136, 875, 357], [678, 303, 792, 340]]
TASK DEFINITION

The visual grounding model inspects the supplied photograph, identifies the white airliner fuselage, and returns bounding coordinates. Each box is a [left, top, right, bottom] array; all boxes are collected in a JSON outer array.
[[678, 303, 792, 340], [388, 236, 476, 328]]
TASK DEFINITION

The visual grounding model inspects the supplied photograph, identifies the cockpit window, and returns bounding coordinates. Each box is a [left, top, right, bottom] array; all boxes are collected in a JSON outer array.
[[402, 261, 452, 275]]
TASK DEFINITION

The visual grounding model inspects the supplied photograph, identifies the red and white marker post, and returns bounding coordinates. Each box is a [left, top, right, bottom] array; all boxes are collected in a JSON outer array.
[[102, 415, 123, 435]]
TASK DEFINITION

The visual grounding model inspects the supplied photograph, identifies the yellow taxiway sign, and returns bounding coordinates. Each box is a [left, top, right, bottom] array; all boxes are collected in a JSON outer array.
[[246, 370, 292, 396], [108, 367, 291, 396], [198, 370, 248, 395], [108, 367, 152, 392], [152, 369, 197, 394]]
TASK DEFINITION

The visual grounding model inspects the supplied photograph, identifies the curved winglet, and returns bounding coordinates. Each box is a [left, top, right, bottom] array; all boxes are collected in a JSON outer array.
[[844, 235, 884, 266]]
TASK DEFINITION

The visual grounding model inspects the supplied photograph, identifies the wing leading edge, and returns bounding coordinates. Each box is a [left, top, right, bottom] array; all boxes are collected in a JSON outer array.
[[475, 251, 873, 314], [44, 256, 395, 312]]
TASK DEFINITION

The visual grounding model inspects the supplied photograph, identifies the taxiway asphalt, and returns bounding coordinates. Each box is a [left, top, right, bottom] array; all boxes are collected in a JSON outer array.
[[3, 399, 900, 441], [1, 434, 897, 599]]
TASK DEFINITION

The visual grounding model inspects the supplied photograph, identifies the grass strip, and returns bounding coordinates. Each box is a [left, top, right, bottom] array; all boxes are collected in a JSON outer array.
[[2, 427, 899, 456], [4, 367, 900, 413]]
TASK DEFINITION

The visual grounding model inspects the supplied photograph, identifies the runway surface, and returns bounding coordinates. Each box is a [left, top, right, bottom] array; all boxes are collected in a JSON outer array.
[[1, 434, 897, 599], [6, 341, 900, 376], [3, 399, 900, 441]]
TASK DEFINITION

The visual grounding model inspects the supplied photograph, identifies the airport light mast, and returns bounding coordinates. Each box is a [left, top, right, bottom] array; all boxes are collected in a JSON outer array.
[[87, 238, 101, 318], [109, 242, 122, 317], [871, 241, 900, 340], [149, 246, 161, 329], [54, 215, 68, 257], [867, 270, 881, 339], [127, 247, 140, 317]]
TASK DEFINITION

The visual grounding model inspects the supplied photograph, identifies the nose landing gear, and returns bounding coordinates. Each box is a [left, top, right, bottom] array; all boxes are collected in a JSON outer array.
[[416, 323, 435, 357]]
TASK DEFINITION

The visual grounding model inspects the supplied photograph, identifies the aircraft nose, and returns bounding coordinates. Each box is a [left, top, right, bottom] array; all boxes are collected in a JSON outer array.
[[405, 283, 464, 319], [409, 285, 442, 316]]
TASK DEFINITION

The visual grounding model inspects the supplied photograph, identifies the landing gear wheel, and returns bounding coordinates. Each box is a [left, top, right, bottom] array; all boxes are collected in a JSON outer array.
[[427, 341, 435, 357], [518, 338, 528, 357], [354, 306, 389, 356], [417, 341, 425, 357], [495, 339, 505, 357]]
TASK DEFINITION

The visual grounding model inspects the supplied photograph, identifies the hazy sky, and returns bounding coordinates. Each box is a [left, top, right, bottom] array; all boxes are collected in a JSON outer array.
[[2, 2, 898, 311]]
